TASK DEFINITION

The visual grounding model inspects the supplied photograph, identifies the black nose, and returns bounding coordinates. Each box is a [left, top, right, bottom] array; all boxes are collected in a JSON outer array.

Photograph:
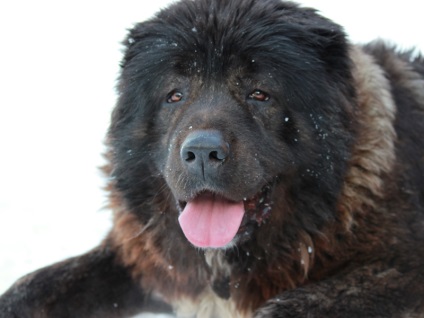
[[180, 130, 229, 177]]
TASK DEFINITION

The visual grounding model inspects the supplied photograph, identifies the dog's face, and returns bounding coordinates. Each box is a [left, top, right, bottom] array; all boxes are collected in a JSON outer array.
[[109, 0, 355, 249], [158, 74, 290, 248]]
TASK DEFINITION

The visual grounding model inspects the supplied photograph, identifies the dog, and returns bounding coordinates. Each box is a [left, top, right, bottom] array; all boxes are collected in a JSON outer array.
[[1, 0, 424, 317]]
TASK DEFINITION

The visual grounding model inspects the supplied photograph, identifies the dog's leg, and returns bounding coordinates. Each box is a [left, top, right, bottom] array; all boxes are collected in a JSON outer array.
[[0, 244, 172, 318], [254, 262, 424, 318]]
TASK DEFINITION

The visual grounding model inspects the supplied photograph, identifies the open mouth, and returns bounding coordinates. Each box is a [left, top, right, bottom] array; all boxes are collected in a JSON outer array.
[[177, 183, 274, 248]]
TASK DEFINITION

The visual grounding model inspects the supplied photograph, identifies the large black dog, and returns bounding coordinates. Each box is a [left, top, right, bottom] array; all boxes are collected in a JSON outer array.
[[1, 0, 424, 317]]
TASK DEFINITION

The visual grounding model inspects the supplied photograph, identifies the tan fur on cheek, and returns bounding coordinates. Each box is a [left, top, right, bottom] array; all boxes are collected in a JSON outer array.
[[338, 46, 397, 230]]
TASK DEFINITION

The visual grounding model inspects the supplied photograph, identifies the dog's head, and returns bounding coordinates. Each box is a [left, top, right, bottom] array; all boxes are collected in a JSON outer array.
[[108, 0, 355, 249]]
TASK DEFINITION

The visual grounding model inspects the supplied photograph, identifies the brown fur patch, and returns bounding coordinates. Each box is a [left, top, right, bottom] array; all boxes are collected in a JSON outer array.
[[337, 45, 397, 229], [107, 191, 210, 302]]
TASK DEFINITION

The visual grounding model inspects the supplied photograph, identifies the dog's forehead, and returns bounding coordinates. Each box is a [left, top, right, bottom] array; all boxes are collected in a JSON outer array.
[[125, 0, 335, 82], [133, 2, 280, 51]]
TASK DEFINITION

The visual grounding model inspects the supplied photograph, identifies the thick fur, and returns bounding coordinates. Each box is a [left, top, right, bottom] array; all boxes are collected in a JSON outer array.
[[1, 0, 424, 317]]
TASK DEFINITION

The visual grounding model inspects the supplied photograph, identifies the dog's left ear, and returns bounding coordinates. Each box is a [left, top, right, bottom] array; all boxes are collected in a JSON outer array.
[[299, 9, 352, 80]]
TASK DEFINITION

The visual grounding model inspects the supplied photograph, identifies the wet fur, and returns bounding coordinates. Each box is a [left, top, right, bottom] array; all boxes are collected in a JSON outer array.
[[1, 0, 424, 317]]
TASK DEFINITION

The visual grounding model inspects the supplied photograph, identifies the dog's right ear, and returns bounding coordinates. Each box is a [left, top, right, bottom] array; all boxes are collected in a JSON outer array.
[[119, 21, 157, 69], [113, 21, 171, 132]]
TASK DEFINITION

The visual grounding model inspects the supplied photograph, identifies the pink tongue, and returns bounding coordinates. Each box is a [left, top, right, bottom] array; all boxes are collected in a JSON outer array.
[[178, 193, 245, 248]]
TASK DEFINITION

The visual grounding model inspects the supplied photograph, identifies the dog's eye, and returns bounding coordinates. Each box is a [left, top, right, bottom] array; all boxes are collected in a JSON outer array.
[[167, 91, 183, 103], [249, 90, 270, 102]]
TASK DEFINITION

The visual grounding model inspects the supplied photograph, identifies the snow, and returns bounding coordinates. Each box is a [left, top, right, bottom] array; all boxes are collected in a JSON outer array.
[[0, 1, 423, 317]]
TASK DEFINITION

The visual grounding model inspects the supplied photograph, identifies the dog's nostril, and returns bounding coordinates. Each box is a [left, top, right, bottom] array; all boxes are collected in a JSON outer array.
[[185, 151, 196, 162], [209, 151, 219, 161], [209, 150, 227, 161]]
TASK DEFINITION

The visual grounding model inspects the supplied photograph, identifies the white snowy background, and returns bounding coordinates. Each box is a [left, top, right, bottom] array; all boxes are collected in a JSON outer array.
[[0, 1, 423, 317]]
